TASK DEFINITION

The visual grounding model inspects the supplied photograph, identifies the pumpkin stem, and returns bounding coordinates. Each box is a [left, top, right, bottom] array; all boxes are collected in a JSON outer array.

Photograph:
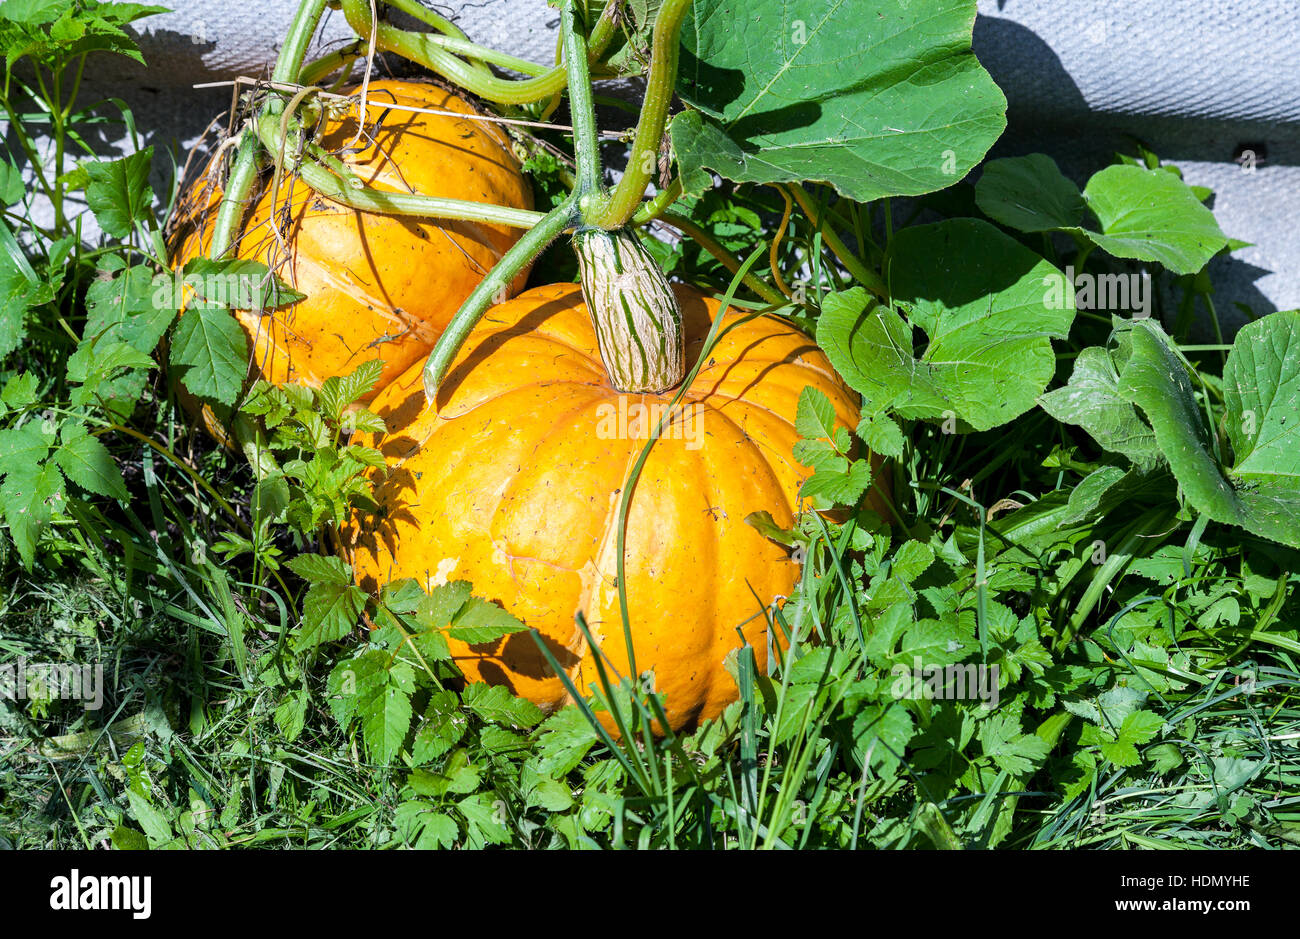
[[560, 0, 683, 395], [573, 227, 685, 393]]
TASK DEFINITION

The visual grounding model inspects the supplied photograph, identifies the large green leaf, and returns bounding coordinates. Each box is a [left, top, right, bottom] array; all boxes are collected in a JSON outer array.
[[1117, 321, 1238, 514], [974, 155, 1229, 275], [1117, 317, 1300, 548], [1038, 345, 1161, 468], [1078, 165, 1228, 275], [673, 0, 1006, 201], [975, 154, 1086, 233], [817, 219, 1073, 431], [1221, 311, 1300, 538]]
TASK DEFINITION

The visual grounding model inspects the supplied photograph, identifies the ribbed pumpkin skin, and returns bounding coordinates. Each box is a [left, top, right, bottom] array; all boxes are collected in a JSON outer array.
[[171, 79, 533, 398], [349, 283, 886, 731]]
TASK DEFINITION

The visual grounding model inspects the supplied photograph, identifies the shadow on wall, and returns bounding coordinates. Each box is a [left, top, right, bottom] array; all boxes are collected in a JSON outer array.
[[7, 24, 425, 237], [972, 13, 1280, 328]]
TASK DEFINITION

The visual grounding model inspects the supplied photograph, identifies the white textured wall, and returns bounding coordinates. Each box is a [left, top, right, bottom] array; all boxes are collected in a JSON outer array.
[[973, 0, 1300, 328]]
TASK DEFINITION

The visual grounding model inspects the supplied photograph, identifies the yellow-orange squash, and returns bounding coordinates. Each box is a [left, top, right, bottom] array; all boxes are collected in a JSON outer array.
[[170, 79, 533, 399], [348, 282, 889, 731]]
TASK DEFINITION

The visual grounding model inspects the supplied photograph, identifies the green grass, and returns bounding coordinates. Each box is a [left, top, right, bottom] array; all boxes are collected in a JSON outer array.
[[3, 375, 1298, 849]]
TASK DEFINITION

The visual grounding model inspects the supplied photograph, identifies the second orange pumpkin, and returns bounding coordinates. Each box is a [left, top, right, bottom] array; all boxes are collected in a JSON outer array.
[[170, 79, 534, 399]]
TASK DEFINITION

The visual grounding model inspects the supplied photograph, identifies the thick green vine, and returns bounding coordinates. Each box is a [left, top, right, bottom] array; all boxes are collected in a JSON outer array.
[[586, 0, 693, 230], [421, 194, 578, 400]]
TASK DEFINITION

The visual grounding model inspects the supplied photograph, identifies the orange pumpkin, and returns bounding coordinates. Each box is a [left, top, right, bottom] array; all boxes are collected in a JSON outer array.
[[348, 282, 889, 731], [170, 79, 534, 400]]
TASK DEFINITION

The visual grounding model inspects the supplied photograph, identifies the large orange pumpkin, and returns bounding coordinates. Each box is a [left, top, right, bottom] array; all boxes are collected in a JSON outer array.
[[170, 79, 533, 399], [347, 282, 889, 731]]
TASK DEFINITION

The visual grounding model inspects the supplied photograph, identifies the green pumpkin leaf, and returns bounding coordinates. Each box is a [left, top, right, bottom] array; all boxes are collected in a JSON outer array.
[[1038, 346, 1161, 468], [819, 219, 1073, 430], [1118, 317, 1300, 547], [1078, 164, 1228, 275], [108, 825, 149, 851], [975, 154, 1086, 233], [1222, 310, 1300, 536], [673, 0, 1006, 202]]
